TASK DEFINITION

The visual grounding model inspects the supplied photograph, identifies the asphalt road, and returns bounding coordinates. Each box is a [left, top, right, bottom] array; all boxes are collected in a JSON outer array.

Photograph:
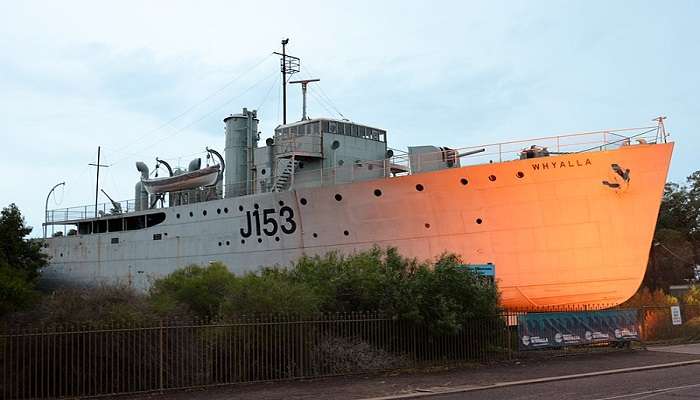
[[430, 363, 700, 400]]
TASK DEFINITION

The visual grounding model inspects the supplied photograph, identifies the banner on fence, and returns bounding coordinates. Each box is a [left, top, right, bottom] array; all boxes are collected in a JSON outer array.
[[517, 310, 639, 350]]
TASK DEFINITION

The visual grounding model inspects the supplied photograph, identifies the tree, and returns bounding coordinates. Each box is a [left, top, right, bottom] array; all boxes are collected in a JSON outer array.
[[0, 203, 48, 315], [643, 171, 700, 291]]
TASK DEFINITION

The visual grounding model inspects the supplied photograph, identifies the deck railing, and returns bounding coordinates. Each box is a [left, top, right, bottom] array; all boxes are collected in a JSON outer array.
[[45, 125, 664, 228]]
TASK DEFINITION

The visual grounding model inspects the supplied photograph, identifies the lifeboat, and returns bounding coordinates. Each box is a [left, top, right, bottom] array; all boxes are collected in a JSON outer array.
[[141, 164, 220, 194]]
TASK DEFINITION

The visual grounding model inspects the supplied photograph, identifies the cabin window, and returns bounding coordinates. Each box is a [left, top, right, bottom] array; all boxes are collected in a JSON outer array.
[[309, 122, 319, 135], [153, 233, 162, 240], [93, 220, 107, 233], [78, 222, 92, 235], [329, 121, 337, 134], [108, 218, 123, 232], [146, 212, 166, 227], [322, 120, 330, 133], [125, 215, 146, 230], [111, 238, 119, 244]]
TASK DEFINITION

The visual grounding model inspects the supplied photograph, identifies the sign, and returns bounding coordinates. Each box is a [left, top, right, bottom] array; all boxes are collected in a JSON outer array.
[[517, 310, 639, 350], [671, 306, 683, 326], [461, 263, 495, 277]]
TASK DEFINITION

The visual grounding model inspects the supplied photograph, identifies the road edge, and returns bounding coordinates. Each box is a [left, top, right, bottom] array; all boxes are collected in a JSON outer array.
[[362, 359, 700, 400]]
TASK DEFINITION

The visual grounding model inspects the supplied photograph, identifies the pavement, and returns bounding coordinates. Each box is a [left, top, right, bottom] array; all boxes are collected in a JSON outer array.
[[121, 344, 700, 400]]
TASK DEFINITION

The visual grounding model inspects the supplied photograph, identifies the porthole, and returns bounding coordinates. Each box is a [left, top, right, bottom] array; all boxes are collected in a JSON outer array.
[[275, 237, 280, 242], [343, 230, 349, 236], [261, 169, 267, 175], [476, 218, 483, 224], [415, 184, 424, 192], [424, 223, 431, 229], [488, 175, 496, 182], [374, 189, 382, 197], [278, 200, 284, 206], [203, 210, 207, 216], [226, 240, 230, 246], [176, 213, 181, 219], [460, 178, 468, 186], [224, 207, 229, 213], [241, 239, 245, 244], [189, 211, 194, 217], [338, 159, 344, 166], [218, 242, 222, 246], [516, 171, 525, 178], [312, 233, 318, 238], [217, 208, 221, 214], [254, 203, 259, 209], [300, 198, 308, 205], [60, 253, 63, 257], [257, 238, 262, 243], [238, 205, 244, 212], [335, 194, 343, 201]]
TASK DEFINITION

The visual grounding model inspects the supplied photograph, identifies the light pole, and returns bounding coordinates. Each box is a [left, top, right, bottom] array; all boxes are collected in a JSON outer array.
[[44, 182, 65, 238]]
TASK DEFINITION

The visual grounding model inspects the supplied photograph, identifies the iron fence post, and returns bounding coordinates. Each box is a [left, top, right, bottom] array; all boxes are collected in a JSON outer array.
[[159, 320, 164, 392]]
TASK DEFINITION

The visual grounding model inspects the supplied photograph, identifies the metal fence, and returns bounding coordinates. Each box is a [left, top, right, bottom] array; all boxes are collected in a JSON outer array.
[[4, 305, 698, 400], [0, 312, 512, 399]]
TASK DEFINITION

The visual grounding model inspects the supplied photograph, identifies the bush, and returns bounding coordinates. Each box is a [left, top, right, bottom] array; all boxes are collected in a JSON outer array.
[[149, 262, 235, 319], [622, 286, 677, 308], [285, 247, 500, 335], [220, 269, 320, 317], [7, 284, 157, 326]]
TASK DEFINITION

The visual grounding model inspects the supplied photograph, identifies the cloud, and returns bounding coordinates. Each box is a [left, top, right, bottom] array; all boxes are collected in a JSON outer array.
[[1, 0, 699, 233]]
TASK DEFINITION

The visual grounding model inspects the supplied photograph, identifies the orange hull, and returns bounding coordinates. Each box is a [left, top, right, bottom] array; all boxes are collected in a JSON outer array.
[[300, 142, 674, 309]]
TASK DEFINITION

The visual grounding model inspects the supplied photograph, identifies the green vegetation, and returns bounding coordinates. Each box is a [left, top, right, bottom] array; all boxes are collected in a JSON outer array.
[[5, 246, 499, 336], [643, 170, 700, 291], [0, 203, 47, 316], [148, 248, 499, 334]]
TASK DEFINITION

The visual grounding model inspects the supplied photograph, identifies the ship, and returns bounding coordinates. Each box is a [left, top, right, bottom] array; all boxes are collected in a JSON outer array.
[[41, 41, 674, 310]]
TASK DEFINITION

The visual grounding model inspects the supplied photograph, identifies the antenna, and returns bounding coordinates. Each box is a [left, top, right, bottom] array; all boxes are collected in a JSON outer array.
[[653, 116, 667, 143], [273, 39, 300, 125], [289, 79, 320, 120]]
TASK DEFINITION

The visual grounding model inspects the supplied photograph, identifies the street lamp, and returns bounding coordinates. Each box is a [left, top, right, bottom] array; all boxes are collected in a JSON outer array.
[[44, 182, 65, 238]]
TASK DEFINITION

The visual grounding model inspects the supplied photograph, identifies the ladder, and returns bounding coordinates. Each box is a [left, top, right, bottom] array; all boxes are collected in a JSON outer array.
[[272, 158, 298, 192]]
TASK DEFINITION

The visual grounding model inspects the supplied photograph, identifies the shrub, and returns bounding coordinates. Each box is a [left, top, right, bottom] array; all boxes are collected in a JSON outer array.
[[220, 269, 320, 317], [149, 262, 236, 319], [286, 247, 500, 335], [5, 284, 156, 326]]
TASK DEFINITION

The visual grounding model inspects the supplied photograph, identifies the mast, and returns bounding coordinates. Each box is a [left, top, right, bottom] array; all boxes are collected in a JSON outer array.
[[274, 39, 299, 125], [289, 79, 320, 120], [88, 146, 109, 218], [282, 39, 288, 125]]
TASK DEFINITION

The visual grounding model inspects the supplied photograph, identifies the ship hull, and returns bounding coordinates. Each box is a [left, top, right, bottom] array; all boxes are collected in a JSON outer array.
[[42, 143, 674, 310]]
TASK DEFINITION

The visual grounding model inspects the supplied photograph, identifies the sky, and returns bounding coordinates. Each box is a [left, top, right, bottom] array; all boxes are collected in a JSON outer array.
[[0, 0, 698, 234]]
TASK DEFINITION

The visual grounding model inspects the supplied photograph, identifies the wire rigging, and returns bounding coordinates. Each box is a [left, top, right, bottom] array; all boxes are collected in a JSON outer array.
[[109, 53, 275, 156], [109, 69, 279, 167]]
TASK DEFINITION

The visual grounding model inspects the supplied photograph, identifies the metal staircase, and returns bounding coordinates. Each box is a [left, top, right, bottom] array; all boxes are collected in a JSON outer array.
[[272, 158, 298, 192]]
